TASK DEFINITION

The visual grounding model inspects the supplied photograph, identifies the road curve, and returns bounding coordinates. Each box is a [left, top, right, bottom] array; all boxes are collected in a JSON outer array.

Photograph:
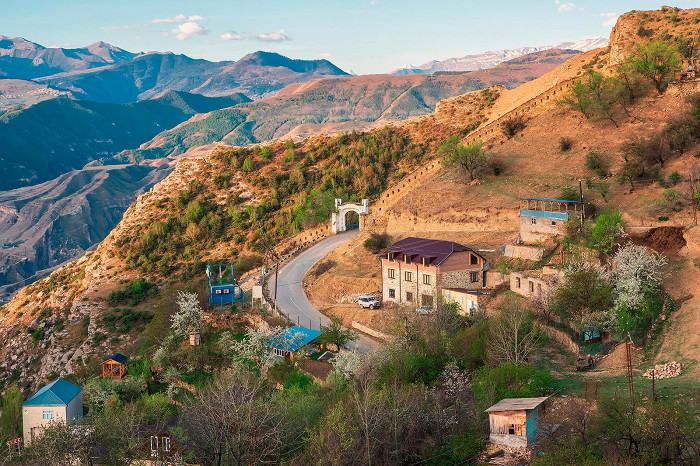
[[268, 230, 378, 352]]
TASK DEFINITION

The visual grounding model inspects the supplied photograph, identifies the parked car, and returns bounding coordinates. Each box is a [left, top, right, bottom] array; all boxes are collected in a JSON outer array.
[[358, 295, 381, 309], [415, 306, 435, 314], [576, 356, 594, 371]]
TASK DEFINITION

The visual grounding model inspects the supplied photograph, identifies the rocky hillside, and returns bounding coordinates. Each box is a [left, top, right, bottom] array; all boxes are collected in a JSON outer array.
[[0, 6, 698, 391]]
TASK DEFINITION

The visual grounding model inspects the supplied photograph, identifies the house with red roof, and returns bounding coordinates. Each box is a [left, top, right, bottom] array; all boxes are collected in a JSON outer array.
[[380, 237, 488, 309]]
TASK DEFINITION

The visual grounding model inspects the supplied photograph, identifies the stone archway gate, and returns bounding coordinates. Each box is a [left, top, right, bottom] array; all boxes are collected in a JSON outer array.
[[332, 198, 369, 234]]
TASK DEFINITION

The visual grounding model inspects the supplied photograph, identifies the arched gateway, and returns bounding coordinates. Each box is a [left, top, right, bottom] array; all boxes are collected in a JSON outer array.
[[332, 198, 369, 234]]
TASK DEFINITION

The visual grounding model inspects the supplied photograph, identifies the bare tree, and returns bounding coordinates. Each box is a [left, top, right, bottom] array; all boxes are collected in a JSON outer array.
[[488, 305, 543, 365], [684, 162, 700, 225]]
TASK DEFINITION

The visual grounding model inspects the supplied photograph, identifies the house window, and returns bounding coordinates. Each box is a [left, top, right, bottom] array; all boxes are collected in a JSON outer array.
[[529, 281, 534, 292], [508, 424, 515, 435], [388, 268, 396, 279], [470, 254, 478, 265], [162, 436, 171, 452], [515, 277, 521, 288], [273, 348, 286, 357], [42, 410, 55, 420], [405, 271, 412, 282], [551, 220, 557, 226], [223, 289, 230, 294], [215, 289, 222, 294], [423, 274, 431, 285], [406, 292, 414, 302], [404, 254, 411, 264], [538, 283, 542, 295], [421, 294, 433, 307], [470, 272, 478, 283], [422, 257, 430, 267], [531, 218, 537, 225], [151, 436, 158, 456], [388, 289, 396, 298], [388, 252, 394, 261]]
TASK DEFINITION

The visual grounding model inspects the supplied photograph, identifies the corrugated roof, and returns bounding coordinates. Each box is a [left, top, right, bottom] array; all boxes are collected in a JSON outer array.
[[271, 326, 322, 353], [104, 353, 128, 364], [520, 197, 584, 204], [23, 378, 82, 407], [485, 397, 548, 412], [382, 237, 479, 266]]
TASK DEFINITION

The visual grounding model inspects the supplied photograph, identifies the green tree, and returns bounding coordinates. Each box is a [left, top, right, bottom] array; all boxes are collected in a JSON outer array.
[[589, 208, 623, 253], [472, 362, 553, 408], [553, 265, 613, 329], [259, 146, 272, 160], [441, 139, 487, 182], [632, 40, 681, 94], [561, 80, 595, 118], [0, 384, 22, 440], [318, 317, 359, 350], [242, 157, 255, 172]]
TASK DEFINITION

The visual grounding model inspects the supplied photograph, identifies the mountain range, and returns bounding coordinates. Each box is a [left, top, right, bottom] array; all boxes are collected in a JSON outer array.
[[391, 37, 608, 74]]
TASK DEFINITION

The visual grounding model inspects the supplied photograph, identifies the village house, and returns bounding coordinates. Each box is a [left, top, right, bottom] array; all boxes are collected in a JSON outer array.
[[271, 326, 321, 359], [22, 378, 83, 446], [485, 397, 548, 448], [509, 268, 562, 300], [442, 288, 489, 316], [519, 197, 584, 243], [380, 237, 488, 308]]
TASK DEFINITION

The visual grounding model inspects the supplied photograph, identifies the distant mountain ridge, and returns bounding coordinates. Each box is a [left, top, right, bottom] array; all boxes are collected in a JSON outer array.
[[0, 36, 350, 103], [391, 38, 608, 75]]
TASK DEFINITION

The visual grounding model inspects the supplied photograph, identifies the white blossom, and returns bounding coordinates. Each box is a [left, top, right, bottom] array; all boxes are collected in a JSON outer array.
[[611, 243, 666, 309], [332, 350, 364, 379], [171, 291, 204, 336]]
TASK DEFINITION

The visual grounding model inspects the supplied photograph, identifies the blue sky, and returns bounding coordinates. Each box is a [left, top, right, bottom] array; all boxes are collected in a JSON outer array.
[[2, 1, 698, 74]]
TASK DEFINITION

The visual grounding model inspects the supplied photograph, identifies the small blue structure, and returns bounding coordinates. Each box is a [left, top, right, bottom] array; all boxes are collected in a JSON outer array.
[[270, 326, 322, 358], [207, 263, 245, 307]]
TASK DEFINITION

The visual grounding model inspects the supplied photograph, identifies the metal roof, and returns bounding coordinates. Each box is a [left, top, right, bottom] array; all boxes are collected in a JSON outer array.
[[104, 353, 128, 364], [271, 326, 322, 353], [23, 378, 82, 407], [382, 237, 479, 266], [520, 197, 584, 204], [485, 397, 548, 412]]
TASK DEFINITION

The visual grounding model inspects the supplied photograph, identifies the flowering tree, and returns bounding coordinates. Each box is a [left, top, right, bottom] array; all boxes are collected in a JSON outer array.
[[332, 350, 364, 379], [611, 244, 666, 310], [225, 326, 304, 379], [171, 291, 204, 336]]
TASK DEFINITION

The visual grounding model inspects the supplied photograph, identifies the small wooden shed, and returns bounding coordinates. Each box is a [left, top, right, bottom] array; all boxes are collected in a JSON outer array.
[[102, 353, 128, 379], [485, 397, 548, 448]]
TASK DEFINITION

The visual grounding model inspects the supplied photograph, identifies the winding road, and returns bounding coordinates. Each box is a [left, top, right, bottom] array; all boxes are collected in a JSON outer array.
[[268, 230, 378, 352]]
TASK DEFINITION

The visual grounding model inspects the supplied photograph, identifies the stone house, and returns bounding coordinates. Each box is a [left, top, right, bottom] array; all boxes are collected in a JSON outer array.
[[519, 198, 584, 243], [485, 397, 548, 448], [443, 288, 489, 316], [509, 269, 562, 300], [22, 378, 83, 446], [380, 237, 488, 308]]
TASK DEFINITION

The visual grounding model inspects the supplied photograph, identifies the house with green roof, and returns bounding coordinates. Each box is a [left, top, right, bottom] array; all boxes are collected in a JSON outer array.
[[22, 378, 83, 445]]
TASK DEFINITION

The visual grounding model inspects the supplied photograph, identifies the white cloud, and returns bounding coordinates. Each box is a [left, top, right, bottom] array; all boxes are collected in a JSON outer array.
[[255, 29, 292, 42], [220, 30, 243, 41], [599, 12, 617, 17], [602, 16, 618, 27], [319, 52, 331, 58], [173, 21, 209, 40], [556, 1, 577, 13], [152, 14, 206, 24], [100, 24, 134, 31]]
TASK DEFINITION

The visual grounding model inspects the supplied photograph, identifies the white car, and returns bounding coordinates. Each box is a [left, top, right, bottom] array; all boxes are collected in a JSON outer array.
[[358, 295, 381, 309]]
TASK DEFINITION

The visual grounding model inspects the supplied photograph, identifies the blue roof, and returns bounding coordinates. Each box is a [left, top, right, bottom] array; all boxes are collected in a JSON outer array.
[[23, 378, 81, 407], [104, 353, 128, 364], [271, 326, 322, 353], [521, 209, 570, 221]]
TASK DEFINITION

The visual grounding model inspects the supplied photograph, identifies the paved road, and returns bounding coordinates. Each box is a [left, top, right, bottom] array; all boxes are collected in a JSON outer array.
[[268, 230, 378, 353]]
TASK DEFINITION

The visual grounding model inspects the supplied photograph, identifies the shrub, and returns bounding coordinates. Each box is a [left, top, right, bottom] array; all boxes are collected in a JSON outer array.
[[559, 137, 574, 152], [107, 279, 157, 306], [102, 308, 154, 333], [669, 171, 681, 185], [259, 146, 272, 160], [585, 152, 609, 177], [500, 116, 526, 139], [589, 208, 623, 253], [242, 158, 255, 172], [313, 260, 336, 277], [363, 233, 391, 253], [488, 158, 505, 176], [234, 254, 263, 275]]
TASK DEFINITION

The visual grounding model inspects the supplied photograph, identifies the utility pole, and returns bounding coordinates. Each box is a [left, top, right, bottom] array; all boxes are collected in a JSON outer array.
[[578, 179, 585, 231], [624, 315, 634, 407], [262, 240, 281, 315]]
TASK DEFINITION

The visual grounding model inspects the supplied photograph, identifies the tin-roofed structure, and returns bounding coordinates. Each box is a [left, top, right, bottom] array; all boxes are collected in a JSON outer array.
[[271, 326, 321, 359], [102, 353, 128, 379], [485, 397, 548, 448], [519, 198, 584, 242], [23, 378, 83, 445]]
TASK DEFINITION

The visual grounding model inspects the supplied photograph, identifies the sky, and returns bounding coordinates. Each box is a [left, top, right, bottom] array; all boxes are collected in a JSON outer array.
[[1, 1, 698, 75]]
